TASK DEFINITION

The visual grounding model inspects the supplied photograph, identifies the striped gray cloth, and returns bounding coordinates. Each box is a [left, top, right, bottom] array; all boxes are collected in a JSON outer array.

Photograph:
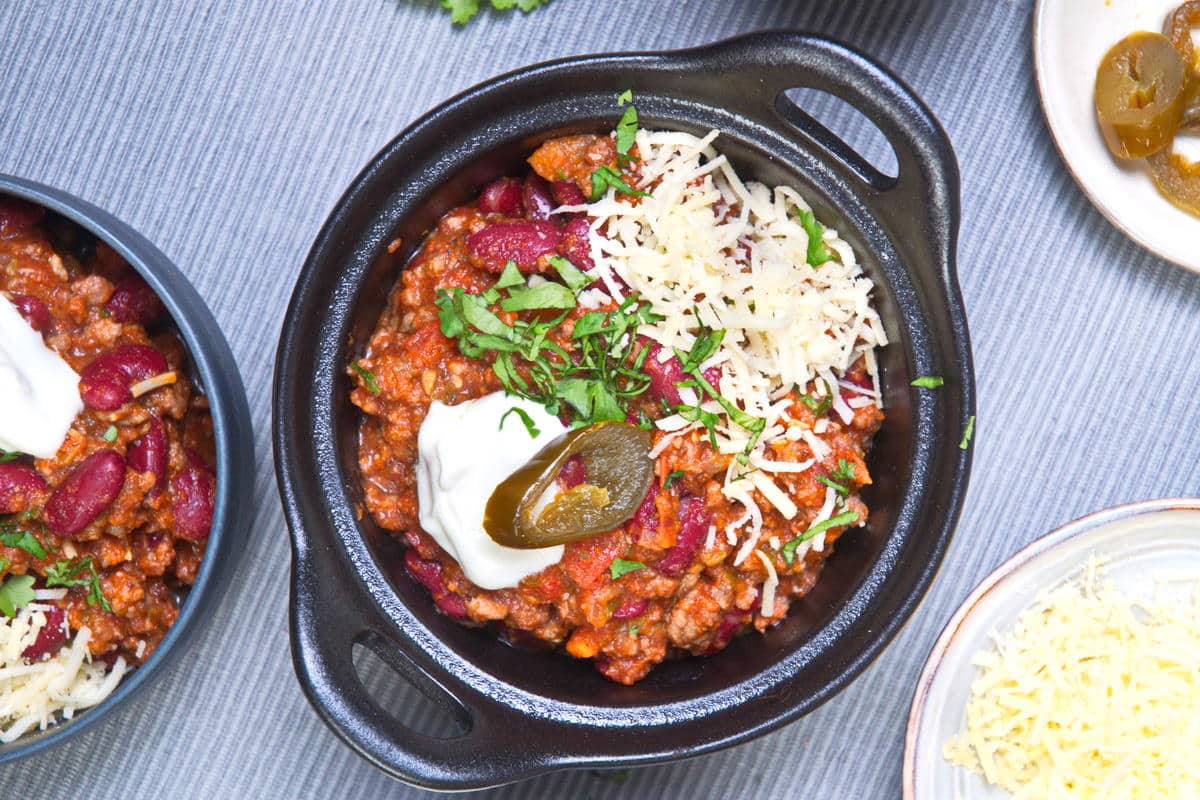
[[4, 0, 1197, 797]]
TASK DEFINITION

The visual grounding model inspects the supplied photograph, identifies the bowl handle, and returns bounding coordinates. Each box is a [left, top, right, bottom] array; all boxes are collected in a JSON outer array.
[[696, 31, 962, 289], [289, 539, 543, 790]]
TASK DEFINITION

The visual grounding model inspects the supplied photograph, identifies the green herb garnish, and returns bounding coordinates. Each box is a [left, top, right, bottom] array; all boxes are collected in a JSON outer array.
[[795, 209, 837, 267], [628, 622, 641, 636], [589, 165, 649, 202], [45, 556, 111, 612], [102, 425, 119, 442], [0, 451, 22, 463], [547, 256, 590, 292], [616, 89, 633, 106], [831, 458, 856, 484], [351, 362, 381, 395], [0, 557, 9, 573], [816, 474, 848, 496], [439, 0, 551, 24], [0, 524, 47, 560], [615, 105, 638, 157], [0, 574, 35, 618], [609, 558, 646, 580], [798, 390, 833, 417], [672, 327, 766, 461], [499, 407, 540, 439], [663, 469, 685, 490], [781, 511, 860, 566], [910, 376, 944, 389], [959, 415, 976, 450]]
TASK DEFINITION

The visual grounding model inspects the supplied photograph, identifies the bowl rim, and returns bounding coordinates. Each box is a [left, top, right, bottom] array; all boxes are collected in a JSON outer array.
[[902, 497, 1200, 799], [275, 29, 974, 788], [0, 175, 254, 764]]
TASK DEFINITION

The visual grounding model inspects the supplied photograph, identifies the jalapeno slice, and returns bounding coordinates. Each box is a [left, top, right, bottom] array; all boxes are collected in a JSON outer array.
[[484, 422, 653, 549], [1149, 149, 1200, 216], [1095, 32, 1187, 159]]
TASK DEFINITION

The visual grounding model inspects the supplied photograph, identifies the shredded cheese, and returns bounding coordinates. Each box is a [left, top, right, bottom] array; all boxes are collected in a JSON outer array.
[[944, 559, 1200, 798], [1, 607, 126, 743], [578, 128, 885, 553]]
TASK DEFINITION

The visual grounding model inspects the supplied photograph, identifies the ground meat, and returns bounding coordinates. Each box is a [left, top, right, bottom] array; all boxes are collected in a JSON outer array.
[[352, 139, 883, 684], [0, 197, 215, 665]]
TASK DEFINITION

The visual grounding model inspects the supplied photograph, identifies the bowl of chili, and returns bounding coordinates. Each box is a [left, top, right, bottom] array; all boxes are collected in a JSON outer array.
[[275, 31, 973, 790]]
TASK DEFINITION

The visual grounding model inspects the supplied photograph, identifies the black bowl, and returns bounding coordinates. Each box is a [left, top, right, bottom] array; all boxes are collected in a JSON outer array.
[[0, 176, 255, 762], [275, 31, 973, 791]]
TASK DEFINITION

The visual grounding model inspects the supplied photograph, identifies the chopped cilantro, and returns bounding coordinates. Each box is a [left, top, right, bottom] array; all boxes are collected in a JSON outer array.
[[439, 0, 551, 24], [663, 469, 685, 490], [499, 407, 540, 439], [351, 362, 381, 395], [959, 415, 976, 450], [616, 89, 633, 106], [609, 558, 646, 580], [781, 511, 860, 565], [816, 474, 848, 496], [628, 622, 641, 636], [795, 209, 837, 267], [910, 376, 944, 389], [589, 165, 649, 202], [547, 256, 590, 292], [0, 574, 35, 618], [831, 458, 856, 484], [0, 557, 9, 573], [102, 425, 119, 442], [45, 556, 111, 612], [0, 451, 22, 463], [798, 387, 833, 417], [615, 105, 638, 156], [499, 282, 576, 312], [0, 524, 47, 560]]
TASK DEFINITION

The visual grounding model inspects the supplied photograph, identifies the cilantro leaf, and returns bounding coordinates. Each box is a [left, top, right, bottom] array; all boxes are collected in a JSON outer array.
[[0, 574, 35, 618], [0, 526, 47, 560], [351, 362, 381, 395], [795, 209, 837, 267], [609, 558, 646, 580], [45, 557, 111, 612], [831, 458, 856, 484], [663, 469, 685, 490], [781, 511, 860, 566], [441, 0, 550, 24], [499, 407, 540, 438], [0, 451, 22, 463], [495, 261, 525, 289], [547, 256, 590, 292], [500, 282, 576, 312], [910, 376, 944, 389], [615, 105, 638, 156], [589, 166, 649, 202], [959, 415, 976, 450]]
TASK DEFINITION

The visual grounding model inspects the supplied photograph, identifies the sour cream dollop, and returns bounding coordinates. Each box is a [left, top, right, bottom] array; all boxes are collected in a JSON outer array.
[[0, 296, 82, 458], [416, 392, 567, 590]]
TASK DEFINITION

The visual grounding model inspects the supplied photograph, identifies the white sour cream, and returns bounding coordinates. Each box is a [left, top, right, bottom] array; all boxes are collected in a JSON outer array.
[[416, 392, 568, 590], [0, 296, 82, 458]]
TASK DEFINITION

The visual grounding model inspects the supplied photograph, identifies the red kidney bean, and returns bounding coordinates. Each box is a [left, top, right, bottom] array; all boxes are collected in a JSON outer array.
[[0, 461, 48, 514], [558, 455, 586, 489], [478, 177, 523, 216], [551, 180, 587, 208], [105, 274, 165, 324], [521, 174, 555, 221], [467, 220, 560, 272], [702, 365, 722, 388], [0, 197, 44, 234], [127, 417, 167, 493], [558, 217, 594, 271], [611, 598, 649, 620], [79, 344, 169, 411], [21, 606, 68, 660], [403, 549, 468, 620], [44, 449, 126, 536], [657, 495, 711, 576], [11, 294, 50, 332], [171, 451, 215, 540], [629, 481, 658, 538], [704, 608, 750, 655], [641, 339, 687, 406]]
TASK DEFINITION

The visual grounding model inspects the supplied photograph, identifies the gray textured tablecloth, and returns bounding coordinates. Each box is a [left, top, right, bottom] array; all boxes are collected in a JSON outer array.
[[4, 0, 1198, 797]]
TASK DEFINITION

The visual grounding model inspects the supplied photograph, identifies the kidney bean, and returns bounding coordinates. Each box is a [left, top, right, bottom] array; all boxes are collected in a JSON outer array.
[[0, 461, 48, 514], [612, 598, 649, 620], [704, 608, 750, 655], [521, 174, 556, 221], [629, 481, 658, 538], [558, 455, 585, 489], [467, 220, 560, 272], [435, 593, 469, 620], [79, 344, 169, 411], [641, 339, 687, 406], [657, 495, 711, 577], [477, 177, 523, 216], [403, 549, 469, 620], [44, 449, 126, 536], [702, 365, 722, 388], [105, 274, 165, 324], [10, 294, 50, 332], [551, 180, 587, 208], [127, 417, 167, 493], [171, 451, 215, 540], [21, 606, 68, 660], [558, 217, 594, 271], [0, 197, 44, 234]]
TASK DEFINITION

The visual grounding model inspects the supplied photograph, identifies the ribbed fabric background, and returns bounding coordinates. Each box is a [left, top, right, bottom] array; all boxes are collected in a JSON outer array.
[[3, 0, 1198, 797]]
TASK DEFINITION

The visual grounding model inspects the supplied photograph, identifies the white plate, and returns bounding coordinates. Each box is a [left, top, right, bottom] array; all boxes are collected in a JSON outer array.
[[1033, 0, 1200, 272], [903, 499, 1200, 799]]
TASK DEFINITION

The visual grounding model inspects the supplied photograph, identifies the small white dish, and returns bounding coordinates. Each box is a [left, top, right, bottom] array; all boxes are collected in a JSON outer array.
[[903, 498, 1200, 799], [1033, 0, 1200, 272]]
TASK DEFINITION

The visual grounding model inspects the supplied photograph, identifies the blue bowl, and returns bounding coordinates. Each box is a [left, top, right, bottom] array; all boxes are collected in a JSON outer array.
[[0, 175, 254, 764]]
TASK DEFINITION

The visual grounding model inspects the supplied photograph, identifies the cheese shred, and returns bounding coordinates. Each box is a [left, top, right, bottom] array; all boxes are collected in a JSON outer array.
[[944, 559, 1200, 798]]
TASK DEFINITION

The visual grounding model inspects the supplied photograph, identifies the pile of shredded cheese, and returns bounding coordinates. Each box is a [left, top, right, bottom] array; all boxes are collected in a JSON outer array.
[[572, 129, 886, 575], [945, 559, 1200, 798], [0, 589, 126, 743]]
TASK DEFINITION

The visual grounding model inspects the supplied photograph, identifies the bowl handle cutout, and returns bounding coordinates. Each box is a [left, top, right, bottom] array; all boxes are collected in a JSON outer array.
[[289, 539, 545, 791]]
